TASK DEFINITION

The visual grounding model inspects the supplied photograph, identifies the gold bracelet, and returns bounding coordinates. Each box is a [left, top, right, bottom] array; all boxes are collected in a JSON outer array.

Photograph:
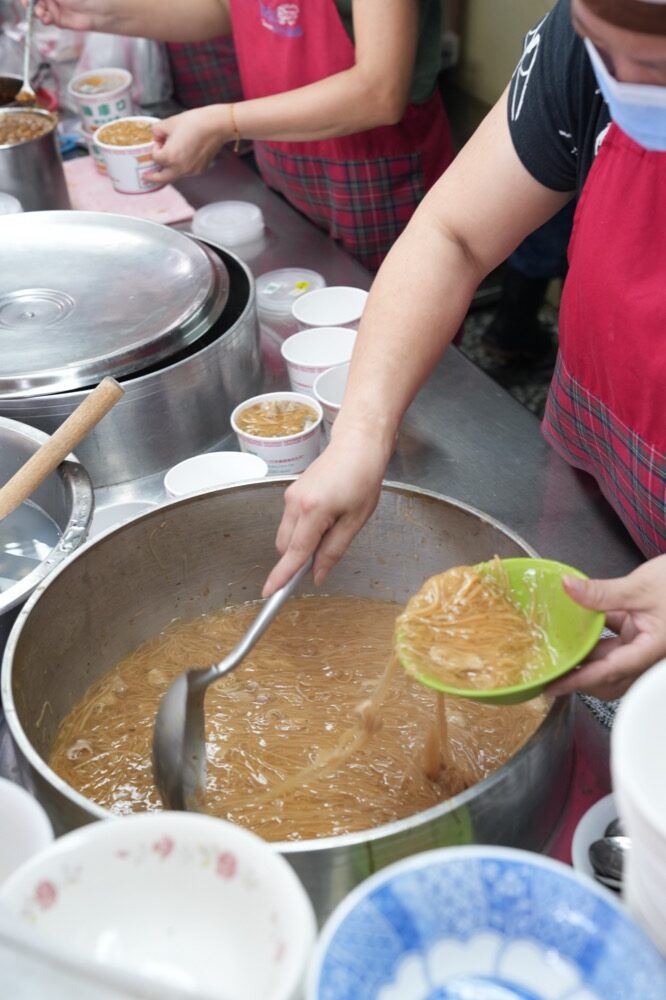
[[229, 103, 241, 153]]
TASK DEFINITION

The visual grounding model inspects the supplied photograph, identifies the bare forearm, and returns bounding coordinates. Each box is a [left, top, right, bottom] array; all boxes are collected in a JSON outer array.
[[332, 201, 482, 458], [209, 68, 406, 144], [80, 0, 230, 41]]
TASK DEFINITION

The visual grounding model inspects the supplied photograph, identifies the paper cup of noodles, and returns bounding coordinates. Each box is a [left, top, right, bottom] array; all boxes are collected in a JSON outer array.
[[231, 392, 323, 475], [67, 67, 133, 130], [291, 285, 368, 331], [281, 326, 357, 397], [313, 362, 350, 439], [81, 128, 108, 175], [94, 117, 162, 194]]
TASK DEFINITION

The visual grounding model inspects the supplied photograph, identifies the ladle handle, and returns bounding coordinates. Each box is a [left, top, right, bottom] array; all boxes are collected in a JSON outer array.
[[0, 377, 124, 522], [20, 0, 37, 96], [197, 556, 314, 688]]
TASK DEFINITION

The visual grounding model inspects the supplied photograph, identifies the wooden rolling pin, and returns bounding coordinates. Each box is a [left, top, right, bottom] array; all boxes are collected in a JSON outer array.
[[0, 377, 124, 522]]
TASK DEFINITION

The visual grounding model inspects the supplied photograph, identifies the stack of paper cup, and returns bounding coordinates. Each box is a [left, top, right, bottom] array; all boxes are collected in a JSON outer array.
[[611, 659, 666, 955], [313, 362, 350, 439], [281, 327, 356, 397], [291, 286, 368, 331], [67, 67, 133, 175]]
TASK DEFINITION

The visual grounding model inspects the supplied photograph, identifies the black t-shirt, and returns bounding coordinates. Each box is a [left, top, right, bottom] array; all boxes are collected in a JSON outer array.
[[508, 0, 611, 193]]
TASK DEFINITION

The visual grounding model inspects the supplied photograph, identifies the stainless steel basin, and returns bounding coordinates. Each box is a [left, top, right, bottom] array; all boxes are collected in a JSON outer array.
[[1, 481, 573, 922]]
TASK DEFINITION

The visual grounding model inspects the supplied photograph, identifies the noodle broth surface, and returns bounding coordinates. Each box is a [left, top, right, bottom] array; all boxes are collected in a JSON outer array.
[[49, 596, 547, 841]]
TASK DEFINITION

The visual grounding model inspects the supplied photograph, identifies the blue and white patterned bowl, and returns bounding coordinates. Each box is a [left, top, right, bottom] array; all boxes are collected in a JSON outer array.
[[307, 846, 666, 1000]]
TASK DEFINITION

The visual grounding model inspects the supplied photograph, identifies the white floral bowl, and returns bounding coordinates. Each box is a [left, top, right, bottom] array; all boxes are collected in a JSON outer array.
[[0, 812, 316, 1000], [307, 845, 666, 1000]]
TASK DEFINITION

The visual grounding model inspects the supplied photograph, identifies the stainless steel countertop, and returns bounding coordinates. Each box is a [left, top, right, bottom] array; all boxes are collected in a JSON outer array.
[[106, 148, 640, 579]]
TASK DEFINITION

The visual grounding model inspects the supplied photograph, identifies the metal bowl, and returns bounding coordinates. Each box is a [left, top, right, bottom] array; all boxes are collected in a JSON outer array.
[[0, 417, 94, 656], [0, 108, 70, 212], [1, 482, 573, 922]]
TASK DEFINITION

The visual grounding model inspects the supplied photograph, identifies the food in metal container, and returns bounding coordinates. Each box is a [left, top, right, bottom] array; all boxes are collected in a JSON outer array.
[[71, 73, 127, 96], [49, 594, 547, 840], [236, 399, 318, 437], [0, 111, 55, 147], [97, 119, 154, 146]]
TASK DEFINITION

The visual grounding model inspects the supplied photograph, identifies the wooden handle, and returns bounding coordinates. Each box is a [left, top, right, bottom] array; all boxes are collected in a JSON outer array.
[[0, 377, 124, 522]]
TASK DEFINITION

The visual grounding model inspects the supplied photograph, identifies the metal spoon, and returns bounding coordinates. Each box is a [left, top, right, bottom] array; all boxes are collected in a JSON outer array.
[[589, 834, 631, 883], [152, 556, 314, 811], [604, 817, 625, 839], [15, 0, 38, 104]]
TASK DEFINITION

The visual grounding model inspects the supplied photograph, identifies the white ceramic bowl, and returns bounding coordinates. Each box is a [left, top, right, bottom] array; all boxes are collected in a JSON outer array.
[[67, 67, 133, 130], [312, 363, 350, 439], [164, 452, 269, 498], [0, 812, 316, 1000], [291, 286, 367, 331], [0, 777, 53, 885], [94, 116, 162, 194], [281, 328, 356, 397], [231, 392, 323, 475]]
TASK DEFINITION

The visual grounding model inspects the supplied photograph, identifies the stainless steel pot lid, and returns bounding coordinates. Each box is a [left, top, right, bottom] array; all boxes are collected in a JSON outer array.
[[0, 212, 229, 398]]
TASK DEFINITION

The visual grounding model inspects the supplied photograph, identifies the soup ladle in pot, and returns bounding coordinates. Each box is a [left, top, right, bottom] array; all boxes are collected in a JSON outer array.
[[152, 555, 314, 812]]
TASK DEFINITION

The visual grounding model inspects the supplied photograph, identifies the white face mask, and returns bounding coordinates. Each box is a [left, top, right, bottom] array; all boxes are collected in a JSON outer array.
[[585, 37, 666, 151]]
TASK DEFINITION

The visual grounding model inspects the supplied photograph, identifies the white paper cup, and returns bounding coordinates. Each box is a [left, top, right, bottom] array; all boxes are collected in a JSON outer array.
[[164, 452, 269, 498], [313, 362, 350, 439], [291, 286, 368, 331], [281, 327, 356, 397], [67, 67, 133, 130], [94, 116, 162, 194], [231, 392, 323, 475]]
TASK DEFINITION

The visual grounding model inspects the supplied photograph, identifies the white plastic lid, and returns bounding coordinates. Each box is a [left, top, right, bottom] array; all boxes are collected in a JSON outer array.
[[256, 268, 326, 317], [191, 201, 265, 247], [164, 451, 269, 498], [0, 192, 23, 214]]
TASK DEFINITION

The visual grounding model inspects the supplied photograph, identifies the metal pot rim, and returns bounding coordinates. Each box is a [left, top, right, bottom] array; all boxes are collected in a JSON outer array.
[[0, 417, 94, 615], [2, 478, 564, 848]]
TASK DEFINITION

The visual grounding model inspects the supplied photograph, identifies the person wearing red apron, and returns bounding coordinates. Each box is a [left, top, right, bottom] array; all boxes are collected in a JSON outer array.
[[260, 0, 666, 702], [225, 0, 452, 271]]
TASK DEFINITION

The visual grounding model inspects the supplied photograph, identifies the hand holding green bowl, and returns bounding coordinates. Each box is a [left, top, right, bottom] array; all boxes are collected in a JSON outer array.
[[395, 558, 605, 705]]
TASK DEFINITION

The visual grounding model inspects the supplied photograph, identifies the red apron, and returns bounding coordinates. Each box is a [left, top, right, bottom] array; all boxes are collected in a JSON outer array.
[[228, 0, 453, 271], [542, 123, 666, 557]]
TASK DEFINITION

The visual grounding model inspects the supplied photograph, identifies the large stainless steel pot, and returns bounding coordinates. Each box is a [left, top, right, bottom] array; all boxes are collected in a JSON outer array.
[[2, 482, 573, 922], [0, 240, 262, 488], [0, 417, 93, 657], [0, 108, 70, 211]]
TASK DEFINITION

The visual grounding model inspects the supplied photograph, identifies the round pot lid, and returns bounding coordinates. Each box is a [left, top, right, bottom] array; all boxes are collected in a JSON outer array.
[[0, 212, 229, 398]]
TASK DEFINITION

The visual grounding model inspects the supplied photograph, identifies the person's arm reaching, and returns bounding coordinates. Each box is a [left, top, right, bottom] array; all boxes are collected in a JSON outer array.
[[146, 0, 420, 183], [262, 89, 573, 596], [33, 0, 231, 41]]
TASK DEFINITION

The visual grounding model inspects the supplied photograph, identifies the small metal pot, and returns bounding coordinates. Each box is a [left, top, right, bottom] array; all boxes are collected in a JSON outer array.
[[0, 107, 70, 212], [0, 417, 94, 657], [2, 482, 574, 923]]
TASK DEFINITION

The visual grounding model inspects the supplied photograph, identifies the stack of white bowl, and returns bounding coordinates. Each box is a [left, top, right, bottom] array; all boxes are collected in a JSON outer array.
[[611, 658, 666, 955]]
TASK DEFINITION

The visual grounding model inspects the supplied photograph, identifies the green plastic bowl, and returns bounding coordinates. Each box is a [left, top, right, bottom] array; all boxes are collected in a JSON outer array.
[[395, 558, 606, 705]]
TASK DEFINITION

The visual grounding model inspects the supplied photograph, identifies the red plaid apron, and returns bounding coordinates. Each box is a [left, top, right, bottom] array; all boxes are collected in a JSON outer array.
[[229, 0, 453, 271], [166, 37, 244, 108], [542, 123, 666, 557]]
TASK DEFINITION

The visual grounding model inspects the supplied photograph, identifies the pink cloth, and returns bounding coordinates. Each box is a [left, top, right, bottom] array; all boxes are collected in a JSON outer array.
[[64, 157, 195, 224]]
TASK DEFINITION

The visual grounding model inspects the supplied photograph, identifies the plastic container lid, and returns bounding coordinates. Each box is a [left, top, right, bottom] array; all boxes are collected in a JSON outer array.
[[0, 192, 22, 214], [256, 268, 326, 318], [191, 201, 265, 247]]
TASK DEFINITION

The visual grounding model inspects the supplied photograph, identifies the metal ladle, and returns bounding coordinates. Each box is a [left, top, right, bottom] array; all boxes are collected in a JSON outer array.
[[15, 0, 37, 104], [152, 556, 314, 811]]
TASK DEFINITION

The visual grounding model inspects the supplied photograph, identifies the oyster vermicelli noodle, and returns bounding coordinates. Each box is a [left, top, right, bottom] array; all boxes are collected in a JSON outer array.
[[49, 594, 547, 841], [396, 564, 552, 690]]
